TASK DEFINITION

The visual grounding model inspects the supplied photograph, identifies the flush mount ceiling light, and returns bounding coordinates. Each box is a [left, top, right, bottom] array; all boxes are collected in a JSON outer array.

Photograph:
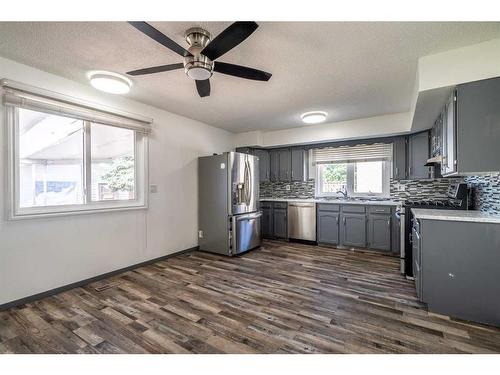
[[88, 71, 132, 94], [301, 111, 327, 124]]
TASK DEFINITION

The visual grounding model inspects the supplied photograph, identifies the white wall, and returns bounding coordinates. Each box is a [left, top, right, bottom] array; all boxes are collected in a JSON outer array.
[[233, 112, 411, 148], [418, 38, 500, 92], [0, 56, 233, 305]]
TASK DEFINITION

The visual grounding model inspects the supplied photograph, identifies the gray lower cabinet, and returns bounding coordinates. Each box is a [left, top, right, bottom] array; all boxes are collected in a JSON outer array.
[[412, 220, 422, 299], [368, 214, 392, 251], [317, 203, 394, 251], [261, 201, 288, 239], [253, 149, 270, 182], [418, 218, 500, 326], [261, 206, 273, 238], [408, 131, 431, 179], [317, 211, 340, 245], [340, 213, 367, 248], [273, 208, 287, 239]]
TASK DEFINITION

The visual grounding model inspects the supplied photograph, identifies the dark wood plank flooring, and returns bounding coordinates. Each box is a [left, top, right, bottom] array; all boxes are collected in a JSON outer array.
[[1, 240, 499, 354]]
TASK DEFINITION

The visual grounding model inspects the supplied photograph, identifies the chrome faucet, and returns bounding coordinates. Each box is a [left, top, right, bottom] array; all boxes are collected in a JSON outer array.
[[336, 186, 348, 198]]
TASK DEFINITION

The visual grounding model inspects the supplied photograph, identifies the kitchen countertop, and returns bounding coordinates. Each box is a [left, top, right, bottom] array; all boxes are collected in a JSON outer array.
[[260, 197, 400, 206], [411, 208, 500, 224]]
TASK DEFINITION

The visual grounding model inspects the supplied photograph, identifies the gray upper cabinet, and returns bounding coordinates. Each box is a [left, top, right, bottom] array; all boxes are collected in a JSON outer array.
[[452, 77, 500, 175], [270, 150, 280, 182], [291, 148, 308, 182], [408, 131, 431, 180], [278, 148, 291, 182], [392, 137, 407, 180], [368, 213, 392, 251], [253, 149, 270, 182], [341, 213, 367, 248], [235, 147, 253, 154], [441, 94, 457, 176]]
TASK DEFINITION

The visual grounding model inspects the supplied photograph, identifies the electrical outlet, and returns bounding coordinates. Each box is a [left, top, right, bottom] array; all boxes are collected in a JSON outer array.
[[149, 184, 158, 193], [398, 184, 406, 192], [198, 230, 204, 239], [285, 185, 291, 191]]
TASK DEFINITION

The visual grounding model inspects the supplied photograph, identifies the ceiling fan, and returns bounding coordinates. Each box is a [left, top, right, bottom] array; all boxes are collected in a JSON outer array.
[[126, 21, 272, 98]]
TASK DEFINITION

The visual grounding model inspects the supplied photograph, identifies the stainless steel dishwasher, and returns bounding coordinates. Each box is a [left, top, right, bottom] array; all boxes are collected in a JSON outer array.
[[288, 202, 316, 241]]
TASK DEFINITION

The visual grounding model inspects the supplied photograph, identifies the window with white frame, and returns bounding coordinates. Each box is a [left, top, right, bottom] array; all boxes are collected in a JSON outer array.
[[313, 143, 392, 198], [3, 80, 151, 219]]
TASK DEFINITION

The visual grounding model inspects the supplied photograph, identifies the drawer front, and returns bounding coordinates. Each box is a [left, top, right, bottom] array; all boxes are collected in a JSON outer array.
[[273, 202, 288, 209], [368, 206, 392, 214], [317, 203, 340, 212], [341, 204, 366, 214], [260, 201, 272, 209]]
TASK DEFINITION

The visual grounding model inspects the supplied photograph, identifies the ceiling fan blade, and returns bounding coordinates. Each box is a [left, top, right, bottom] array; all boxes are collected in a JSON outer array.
[[126, 63, 184, 76], [201, 22, 258, 61], [128, 21, 192, 57], [214, 62, 272, 81], [196, 79, 211, 97]]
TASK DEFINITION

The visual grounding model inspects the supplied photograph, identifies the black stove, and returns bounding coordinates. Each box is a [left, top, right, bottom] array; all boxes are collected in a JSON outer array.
[[400, 183, 470, 277]]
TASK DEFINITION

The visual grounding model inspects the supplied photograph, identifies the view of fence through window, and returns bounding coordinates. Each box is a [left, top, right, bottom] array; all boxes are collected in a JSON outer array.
[[320, 163, 347, 193], [91, 123, 135, 201]]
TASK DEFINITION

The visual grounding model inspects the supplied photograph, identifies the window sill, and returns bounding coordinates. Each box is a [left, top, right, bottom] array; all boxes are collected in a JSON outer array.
[[8, 202, 148, 221]]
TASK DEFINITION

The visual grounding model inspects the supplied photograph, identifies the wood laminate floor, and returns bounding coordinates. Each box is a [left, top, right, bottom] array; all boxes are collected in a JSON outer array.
[[1, 240, 499, 354]]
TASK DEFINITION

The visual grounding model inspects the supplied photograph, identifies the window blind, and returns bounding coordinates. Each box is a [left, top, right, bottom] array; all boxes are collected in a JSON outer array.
[[1, 79, 152, 134], [312, 143, 393, 165]]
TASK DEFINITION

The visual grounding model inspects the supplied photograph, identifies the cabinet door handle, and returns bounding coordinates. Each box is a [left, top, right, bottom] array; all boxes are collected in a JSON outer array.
[[395, 167, 399, 176], [343, 217, 346, 225], [387, 220, 390, 226]]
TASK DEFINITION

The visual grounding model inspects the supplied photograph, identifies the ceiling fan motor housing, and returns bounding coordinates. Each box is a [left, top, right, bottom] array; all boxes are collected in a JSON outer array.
[[183, 27, 213, 80]]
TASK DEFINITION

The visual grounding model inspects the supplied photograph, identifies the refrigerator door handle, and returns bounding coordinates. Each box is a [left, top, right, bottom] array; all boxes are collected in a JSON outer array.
[[235, 211, 263, 221], [244, 159, 251, 206]]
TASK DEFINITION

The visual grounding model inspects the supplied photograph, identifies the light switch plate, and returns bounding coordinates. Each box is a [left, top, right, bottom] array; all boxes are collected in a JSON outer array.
[[149, 184, 158, 193], [285, 185, 291, 191], [398, 184, 406, 191], [198, 230, 204, 239]]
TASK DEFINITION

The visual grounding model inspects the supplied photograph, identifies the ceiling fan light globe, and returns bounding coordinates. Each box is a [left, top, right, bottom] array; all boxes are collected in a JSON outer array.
[[187, 67, 212, 80]]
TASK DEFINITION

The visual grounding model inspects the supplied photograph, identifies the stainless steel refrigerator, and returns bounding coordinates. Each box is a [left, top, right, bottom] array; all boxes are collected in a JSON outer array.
[[198, 152, 261, 256]]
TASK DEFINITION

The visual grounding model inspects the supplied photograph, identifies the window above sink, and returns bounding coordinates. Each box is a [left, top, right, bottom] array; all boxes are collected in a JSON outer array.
[[313, 143, 392, 199]]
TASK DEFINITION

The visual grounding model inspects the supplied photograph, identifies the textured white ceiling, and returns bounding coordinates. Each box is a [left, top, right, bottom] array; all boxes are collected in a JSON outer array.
[[0, 22, 499, 133]]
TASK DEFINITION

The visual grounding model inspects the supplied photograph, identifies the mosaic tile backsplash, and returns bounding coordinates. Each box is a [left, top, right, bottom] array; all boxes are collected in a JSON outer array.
[[260, 173, 500, 214], [464, 173, 500, 214], [260, 180, 315, 199]]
